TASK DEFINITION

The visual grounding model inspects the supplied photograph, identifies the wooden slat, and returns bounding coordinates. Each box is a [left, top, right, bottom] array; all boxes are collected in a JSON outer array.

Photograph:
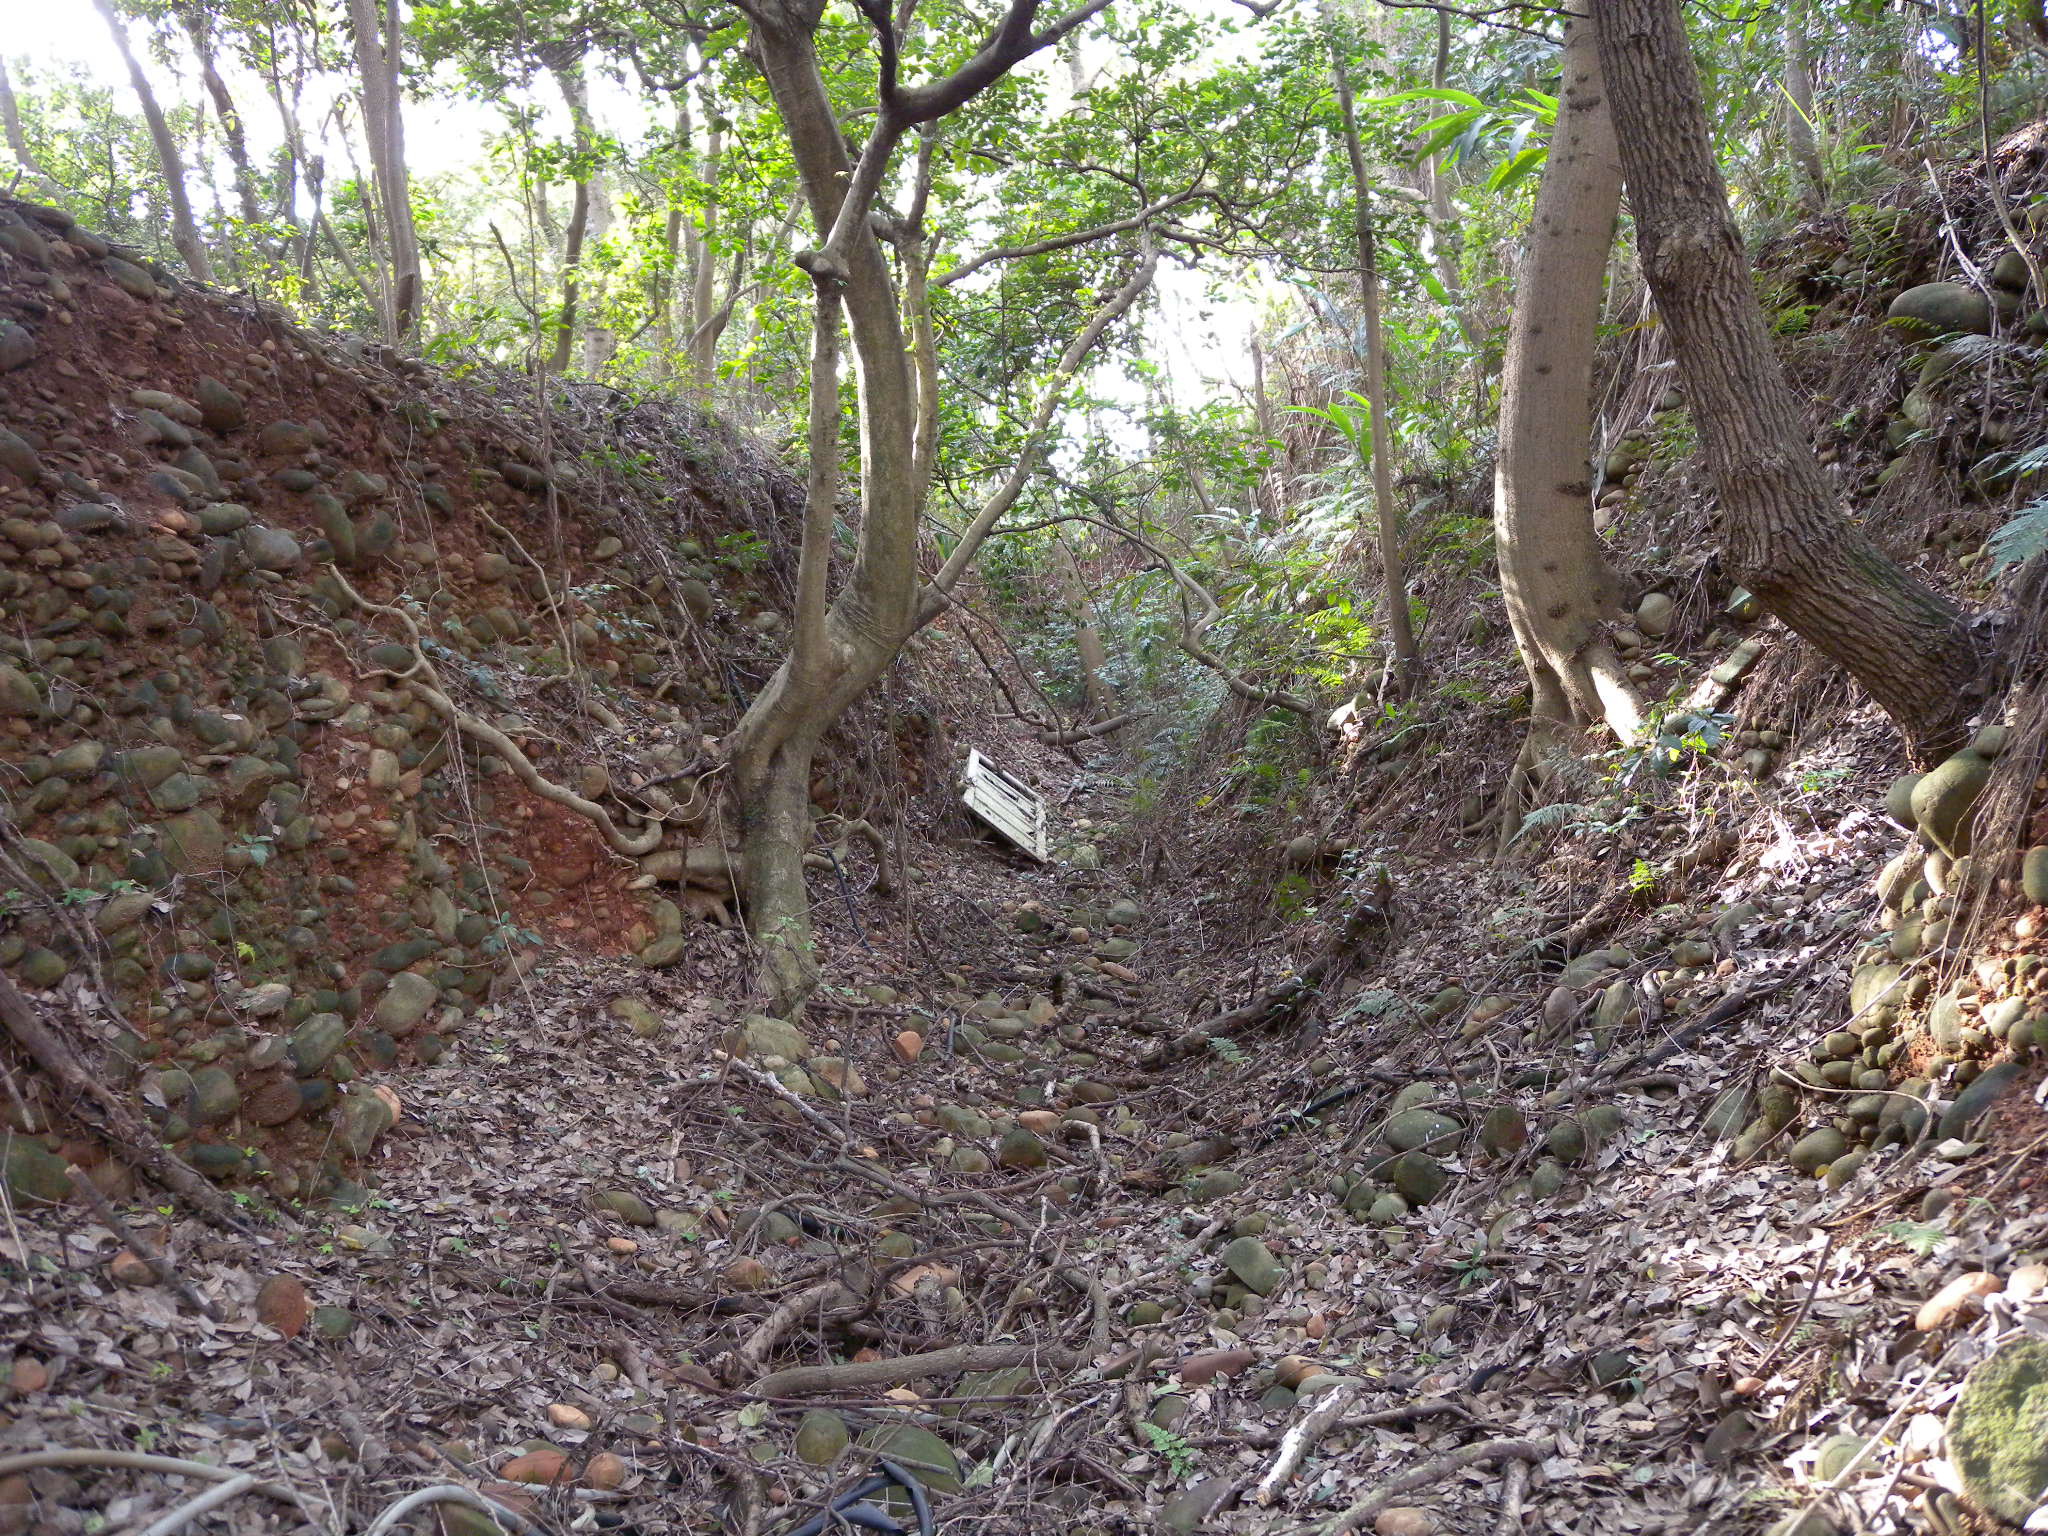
[[962, 749, 1046, 860]]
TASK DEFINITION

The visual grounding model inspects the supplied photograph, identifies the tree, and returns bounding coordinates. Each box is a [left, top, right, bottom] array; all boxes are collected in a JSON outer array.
[[725, 0, 1177, 1006], [346, 0, 423, 337], [1323, 0, 1421, 699], [91, 0, 215, 284], [1594, 0, 1983, 763], [1493, 13, 1641, 844]]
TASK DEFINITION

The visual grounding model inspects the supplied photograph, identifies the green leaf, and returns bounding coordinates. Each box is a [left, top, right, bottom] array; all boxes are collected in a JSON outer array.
[[1412, 108, 1484, 164], [1370, 85, 1486, 110], [1488, 143, 1549, 193]]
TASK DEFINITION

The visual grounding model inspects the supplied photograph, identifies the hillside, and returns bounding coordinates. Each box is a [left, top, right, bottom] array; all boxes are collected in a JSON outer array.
[[2, 122, 2048, 1536]]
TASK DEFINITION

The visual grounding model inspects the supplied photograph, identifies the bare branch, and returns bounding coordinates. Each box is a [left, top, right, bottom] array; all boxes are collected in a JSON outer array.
[[936, 187, 1202, 288], [893, 0, 1115, 127], [921, 239, 1158, 608]]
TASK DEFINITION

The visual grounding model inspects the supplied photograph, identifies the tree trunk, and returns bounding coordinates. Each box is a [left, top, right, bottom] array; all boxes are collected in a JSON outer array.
[[1594, 0, 1981, 763], [729, 0, 1125, 1011], [1495, 16, 1643, 845], [1425, 10, 1484, 357], [0, 59, 61, 192], [92, 0, 214, 283], [1057, 537, 1118, 719], [346, 0, 422, 337], [550, 54, 614, 375], [181, 5, 264, 235], [1326, 17, 1421, 697], [686, 122, 726, 390], [1781, 0, 1826, 212]]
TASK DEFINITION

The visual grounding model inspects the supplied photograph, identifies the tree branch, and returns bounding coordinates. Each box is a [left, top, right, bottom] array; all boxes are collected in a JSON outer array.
[[936, 187, 1202, 288], [921, 239, 1159, 610]]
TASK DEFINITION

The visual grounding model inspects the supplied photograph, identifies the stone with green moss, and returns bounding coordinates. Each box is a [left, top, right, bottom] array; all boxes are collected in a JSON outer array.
[[1947, 1338, 2048, 1521]]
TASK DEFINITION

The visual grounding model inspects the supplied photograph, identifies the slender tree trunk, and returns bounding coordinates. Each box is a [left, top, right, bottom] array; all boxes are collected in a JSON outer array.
[[1326, 17, 1421, 696], [92, 0, 215, 283], [181, 6, 263, 233], [1781, 0, 1826, 212], [686, 122, 726, 390], [1494, 16, 1642, 847], [1595, 0, 1981, 763], [1425, 12, 1485, 356], [346, 0, 421, 337], [550, 54, 613, 375], [1057, 537, 1118, 719], [0, 59, 61, 192]]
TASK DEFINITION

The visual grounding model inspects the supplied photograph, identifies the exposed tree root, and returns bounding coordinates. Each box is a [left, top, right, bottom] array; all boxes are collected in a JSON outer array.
[[0, 973, 251, 1231], [327, 564, 661, 855]]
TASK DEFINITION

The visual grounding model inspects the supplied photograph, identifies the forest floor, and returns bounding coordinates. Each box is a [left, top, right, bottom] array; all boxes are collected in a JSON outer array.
[[7, 725, 2047, 1536]]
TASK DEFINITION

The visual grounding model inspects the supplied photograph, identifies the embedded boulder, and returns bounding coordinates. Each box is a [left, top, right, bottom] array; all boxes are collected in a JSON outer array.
[[1946, 1338, 2048, 1522], [1886, 282, 1992, 337]]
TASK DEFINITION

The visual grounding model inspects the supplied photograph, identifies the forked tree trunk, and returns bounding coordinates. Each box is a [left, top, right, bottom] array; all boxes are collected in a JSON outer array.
[[180, 5, 264, 236], [1495, 16, 1642, 846], [93, 0, 215, 283], [346, 0, 422, 337], [1595, 0, 1981, 763]]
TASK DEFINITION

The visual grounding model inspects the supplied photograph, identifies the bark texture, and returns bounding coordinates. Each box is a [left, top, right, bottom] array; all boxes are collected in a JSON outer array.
[[1494, 17, 1641, 844], [1594, 0, 1981, 763]]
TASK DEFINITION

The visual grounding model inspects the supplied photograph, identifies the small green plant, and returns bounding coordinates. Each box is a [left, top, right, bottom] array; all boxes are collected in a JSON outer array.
[[1882, 1219, 1947, 1259], [480, 916, 542, 956], [716, 528, 770, 571], [1451, 1244, 1494, 1289], [233, 832, 276, 868], [1628, 858, 1657, 896], [1207, 1036, 1247, 1065], [1140, 1422, 1200, 1479]]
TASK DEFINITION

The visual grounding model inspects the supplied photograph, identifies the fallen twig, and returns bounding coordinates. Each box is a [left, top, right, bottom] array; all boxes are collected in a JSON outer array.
[[68, 1168, 221, 1321], [1492, 1458, 1530, 1536], [1254, 1380, 1359, 1505], [748, 1342, 1076, 1399], [0, 973, 249, 1231], [0, 1451, 310, 1518], [1323, 1437, 1548, 1535], [728, 1280, 858, 1384]]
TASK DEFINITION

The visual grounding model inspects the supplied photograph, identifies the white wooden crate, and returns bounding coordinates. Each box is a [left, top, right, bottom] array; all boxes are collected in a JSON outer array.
[[962, 749, 1047, 861]]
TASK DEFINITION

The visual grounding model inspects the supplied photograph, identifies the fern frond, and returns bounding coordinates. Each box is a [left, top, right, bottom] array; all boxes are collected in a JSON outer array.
[[1510, 801, 1596, 841], [1988, 497, 2048, 570]]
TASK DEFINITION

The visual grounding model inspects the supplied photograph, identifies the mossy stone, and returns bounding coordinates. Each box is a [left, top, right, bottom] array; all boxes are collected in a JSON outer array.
[[1947, 1339, 2048, 1521], [793, 1410, 850, 1466], [859, 1424, 962, 1493], [1388, 1150, 1448, 1205], [1383, 1107, 1462, 1154], [1910, 749, 1993, 858], [1787, 1127, 1847, 1176], [1887, 282, 1992, 337], [1220, 1235, 1287, 1296]]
